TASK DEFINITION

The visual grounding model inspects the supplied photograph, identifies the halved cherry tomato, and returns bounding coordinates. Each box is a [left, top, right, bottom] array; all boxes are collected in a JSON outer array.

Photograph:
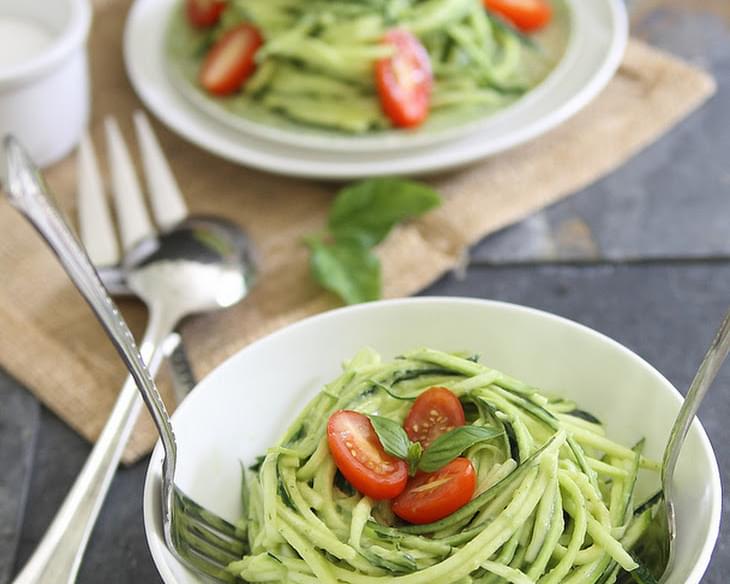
[[199, 23, 262, 96], [375, 29, 433, 128], [483, 0, 552, 32], [327, 410, 408, 500], [186, 0, 226, 28], [404, 387, 465, 449], [392, 457, 476, 524]]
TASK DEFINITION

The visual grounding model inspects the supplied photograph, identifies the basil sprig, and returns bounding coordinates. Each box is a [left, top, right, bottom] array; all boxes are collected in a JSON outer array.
[[307, 178, 441, 305], [406, 442, 423, 476], [367, 414, 502, 475], [367, 415, 412, 460], [418, 426, 504, 472]]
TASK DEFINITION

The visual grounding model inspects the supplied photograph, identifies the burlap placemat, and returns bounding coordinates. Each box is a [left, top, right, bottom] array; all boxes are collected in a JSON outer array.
[[0, 0, 715, 463]]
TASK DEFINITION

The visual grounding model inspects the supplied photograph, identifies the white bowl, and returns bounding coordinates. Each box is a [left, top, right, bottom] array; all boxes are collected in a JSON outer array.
[[143, 297, 721, 584], [0, 0, 91, 168]]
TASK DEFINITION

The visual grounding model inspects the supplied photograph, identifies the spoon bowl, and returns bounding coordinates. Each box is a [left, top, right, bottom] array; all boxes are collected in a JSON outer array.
[[125, 216, 256, 314]]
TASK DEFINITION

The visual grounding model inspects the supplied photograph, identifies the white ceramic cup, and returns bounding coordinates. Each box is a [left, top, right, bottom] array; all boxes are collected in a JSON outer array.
[[0, 0, 91, 168]]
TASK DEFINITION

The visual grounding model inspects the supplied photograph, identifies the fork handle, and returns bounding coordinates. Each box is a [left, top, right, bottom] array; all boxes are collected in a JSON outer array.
[[11, 312, 175, 584], [3, 136, 177, 584]]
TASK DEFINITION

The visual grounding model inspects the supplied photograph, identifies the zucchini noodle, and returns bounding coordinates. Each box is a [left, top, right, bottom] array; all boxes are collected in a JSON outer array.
[[227, 348, 662, 583], [167, 0, 560, 132]]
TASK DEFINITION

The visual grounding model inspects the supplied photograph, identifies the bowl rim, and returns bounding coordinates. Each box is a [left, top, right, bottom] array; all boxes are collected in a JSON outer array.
[[143, 296, 722, 584]]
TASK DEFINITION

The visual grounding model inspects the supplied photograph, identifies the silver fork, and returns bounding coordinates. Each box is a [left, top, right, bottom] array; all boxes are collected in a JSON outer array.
[[78, 112, 197, 400], [6, 117, 254, 584], [7, 116, 183, 583], [78, 113, 185, 290], [3, 136, 248, 583]]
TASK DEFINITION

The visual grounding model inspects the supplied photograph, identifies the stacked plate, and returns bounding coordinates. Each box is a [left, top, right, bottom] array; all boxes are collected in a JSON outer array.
[[124, 0, 627, 180]]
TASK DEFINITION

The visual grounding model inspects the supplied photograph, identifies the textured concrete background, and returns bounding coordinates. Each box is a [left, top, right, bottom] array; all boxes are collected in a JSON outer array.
[[1, 1, 728, 582]]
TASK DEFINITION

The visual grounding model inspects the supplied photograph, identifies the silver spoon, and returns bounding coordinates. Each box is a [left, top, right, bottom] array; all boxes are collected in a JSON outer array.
[[655, 308, 729, 582], [3, 136, 256, 584]]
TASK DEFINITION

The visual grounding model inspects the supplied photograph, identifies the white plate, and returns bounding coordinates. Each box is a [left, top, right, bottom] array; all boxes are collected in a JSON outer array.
[[124, 0, 627, 179], [163, 0, 572, 154], [143, 298, 720, 584]]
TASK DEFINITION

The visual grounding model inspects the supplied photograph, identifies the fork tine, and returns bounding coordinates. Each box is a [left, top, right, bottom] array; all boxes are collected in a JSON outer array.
[[183, 521, 246, 559], [104, 116, 154, 251], [133, 110, 187, 231], [77, 132, 120, 266], [174, 490, 247, 557], [174, 489, 242, 540], [171, 489, 248, 582], [178, 520, 243, 565], [172, 535, 238, 583]]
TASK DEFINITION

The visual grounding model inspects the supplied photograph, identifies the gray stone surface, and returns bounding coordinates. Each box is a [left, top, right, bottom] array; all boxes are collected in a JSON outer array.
[[472, 7, 730, 264], [0, 373, 38, 584], [74, 459, 155, 584]]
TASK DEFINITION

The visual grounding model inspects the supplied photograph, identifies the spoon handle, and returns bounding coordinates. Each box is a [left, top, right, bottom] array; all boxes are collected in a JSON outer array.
[[662, 308, 730, 487], [3, 136, 178, 582]]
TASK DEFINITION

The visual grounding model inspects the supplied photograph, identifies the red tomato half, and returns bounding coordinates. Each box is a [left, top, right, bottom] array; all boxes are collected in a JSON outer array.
[[404, 387, 465, 449], [327, 410, 408, 500], [483, 0, 552, 32], [375, 29, 433, 128], [186, 0, 226, 28], [199, 24, 262, 96], [392, 457, 476, 524]]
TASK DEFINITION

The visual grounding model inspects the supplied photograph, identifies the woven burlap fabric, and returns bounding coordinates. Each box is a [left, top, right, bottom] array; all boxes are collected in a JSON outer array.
[[0, 0, 715, 463]]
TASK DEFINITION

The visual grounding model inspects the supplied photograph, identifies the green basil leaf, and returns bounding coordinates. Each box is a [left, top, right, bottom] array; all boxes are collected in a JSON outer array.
[[328, 178, 441, 247], [306, 178, 441, 304], [419, 425, 504, 473], [308, 239, 380, 305], [407, 442, 423, 477], [367, 415, 412, 460]]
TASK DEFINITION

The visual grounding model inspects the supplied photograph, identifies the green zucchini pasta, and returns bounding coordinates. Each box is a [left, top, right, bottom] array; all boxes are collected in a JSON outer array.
[[166, 0, 563, 133], [227, 347, 663, 584]]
